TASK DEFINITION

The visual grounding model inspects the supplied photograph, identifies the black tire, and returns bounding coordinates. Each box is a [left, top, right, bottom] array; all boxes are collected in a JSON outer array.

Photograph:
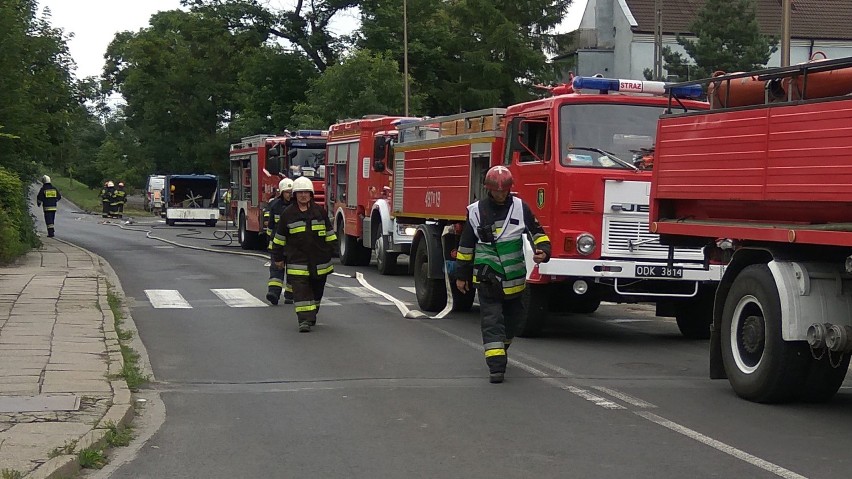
[[338, 220, 360, 266], [516, 283, 549, 337], [797, 352, 851, 402], [571, 292, 601, 314], [166, 219, 175, 226], [238, 213, 259, 250], [720, 264, 809, 403], [547, 283, 600, 314], [375, 234, 399, 275], [675, 286, 715, 340], [413, 238, 446, 312], [206, 219, 217, 227]]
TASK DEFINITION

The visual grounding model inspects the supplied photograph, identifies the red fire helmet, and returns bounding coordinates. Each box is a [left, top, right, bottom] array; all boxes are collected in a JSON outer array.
[[484, 165, 513, 192]]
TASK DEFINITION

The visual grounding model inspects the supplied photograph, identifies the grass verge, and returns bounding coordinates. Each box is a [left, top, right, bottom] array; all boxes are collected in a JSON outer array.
[[106, 285, 149, 390], [45, 172, 153, 217], [1, 469, 24, 479]]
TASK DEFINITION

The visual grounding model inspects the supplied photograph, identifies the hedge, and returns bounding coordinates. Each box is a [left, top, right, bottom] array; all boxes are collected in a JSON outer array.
[[0, 166, 39, 264]]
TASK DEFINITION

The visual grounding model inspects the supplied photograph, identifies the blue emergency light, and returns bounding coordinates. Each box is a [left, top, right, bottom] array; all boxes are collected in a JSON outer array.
[[572, 76, 703, 99], [296, 129, 325, 137]]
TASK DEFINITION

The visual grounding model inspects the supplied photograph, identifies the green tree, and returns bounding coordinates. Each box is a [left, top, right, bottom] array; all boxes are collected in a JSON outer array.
[[661, 0, 777, 81], [359, 0, 572, 115], [292, 48, 419, 128]]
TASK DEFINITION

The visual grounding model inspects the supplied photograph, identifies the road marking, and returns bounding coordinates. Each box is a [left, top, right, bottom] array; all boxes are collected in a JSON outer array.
[[144, 290, 192, 309], [399, 286, 416, 294], [636, 411, 808, 479], [592, 386, 656, 408], [338, 286, 396, 306], [153, 245, 174, 249], [210, 289, 268, 308], [607, 319, 655, 324]]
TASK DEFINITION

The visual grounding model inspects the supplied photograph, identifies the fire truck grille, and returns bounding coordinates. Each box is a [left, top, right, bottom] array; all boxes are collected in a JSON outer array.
[[604, 218, 703, 260]]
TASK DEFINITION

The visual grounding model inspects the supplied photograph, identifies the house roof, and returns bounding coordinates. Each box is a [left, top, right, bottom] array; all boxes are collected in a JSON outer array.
[[624, 0, 852, 41]]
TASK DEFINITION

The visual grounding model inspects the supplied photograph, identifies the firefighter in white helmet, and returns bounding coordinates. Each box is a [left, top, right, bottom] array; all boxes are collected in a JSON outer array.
[[270, 176, 337, 332], [264, 177, 295, 305], [36, 175, 61, 237]]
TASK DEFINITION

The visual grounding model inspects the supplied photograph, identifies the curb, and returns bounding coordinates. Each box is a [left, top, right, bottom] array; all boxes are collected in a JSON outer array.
[[24, 241, 137, 479]]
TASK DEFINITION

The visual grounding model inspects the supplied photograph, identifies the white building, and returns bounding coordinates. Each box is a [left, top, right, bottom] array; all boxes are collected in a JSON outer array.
[[567, 0, 852, 81]]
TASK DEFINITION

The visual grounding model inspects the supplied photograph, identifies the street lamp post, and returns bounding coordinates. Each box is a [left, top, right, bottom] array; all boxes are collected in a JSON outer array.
[[403, 0, 410, 116], [781, 0, 792, 67]]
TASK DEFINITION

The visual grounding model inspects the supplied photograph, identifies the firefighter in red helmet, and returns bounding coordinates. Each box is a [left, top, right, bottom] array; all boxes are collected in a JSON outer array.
[[454, 165, 551, 383]]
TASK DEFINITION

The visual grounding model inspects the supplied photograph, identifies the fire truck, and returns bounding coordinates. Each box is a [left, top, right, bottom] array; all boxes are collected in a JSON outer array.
[[325, 116, 420, 274], [393, 78, 724, 337], [229, 131, 327, 249], [651, 57, 852, 402]]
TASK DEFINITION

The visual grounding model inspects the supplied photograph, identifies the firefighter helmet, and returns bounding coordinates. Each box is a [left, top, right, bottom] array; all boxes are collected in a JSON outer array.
[[118, 182, 124, 187], [42, 175, 51, 183], [484, 166, 513, 192], [278, 178, 294, 192], [292, 176, 314, 194], [107, 181, 115, 188]]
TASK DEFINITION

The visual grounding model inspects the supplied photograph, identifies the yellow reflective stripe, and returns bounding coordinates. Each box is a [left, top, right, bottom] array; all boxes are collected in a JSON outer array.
[[325, 233, 337, 242], [284, 284, 293, 292], [45, 190, 57, 198], [456, 252, 473, 261], [311, 224, 324, 231], [317, 264, 334, 275], [503, 283, 526, 296], [268, 279, 283, 287], [272, 234, 286, 246], [289, 226, 306, 233], [317, 230, 326, 237], [295, 304, 318, 312], [287, 269, 310, 276], [485, 349, 506, 357], [44, 207, 57, 212], [533, 235, 550, 245]]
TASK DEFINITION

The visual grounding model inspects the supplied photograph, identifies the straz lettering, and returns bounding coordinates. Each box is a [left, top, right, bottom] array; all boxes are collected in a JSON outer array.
[[619, 80, 643, 93], [425, 190, 441, 208]]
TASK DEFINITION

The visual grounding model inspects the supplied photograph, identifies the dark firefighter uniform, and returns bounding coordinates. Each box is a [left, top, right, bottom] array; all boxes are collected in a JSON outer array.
[[270, 202, 338, 331], [455, 194, 551, 379], [264, 195, 294, 304], [113, 183, 127, 218], [36, 178, 61, 237], [100, 183, 112, 217]]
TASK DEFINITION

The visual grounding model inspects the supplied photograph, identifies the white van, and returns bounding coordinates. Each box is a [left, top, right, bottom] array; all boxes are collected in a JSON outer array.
[[144, 175, 166, 213]]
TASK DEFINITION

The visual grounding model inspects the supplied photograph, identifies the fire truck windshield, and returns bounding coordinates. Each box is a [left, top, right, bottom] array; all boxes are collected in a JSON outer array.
[[560, 103, 661, 169], [287, 148, 326, 179]]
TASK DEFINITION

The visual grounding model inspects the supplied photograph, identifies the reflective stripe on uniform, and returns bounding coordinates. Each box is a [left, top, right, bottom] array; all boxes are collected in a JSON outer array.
[[272, 233, 287, 246], [295, 301, 318, 313], [485, 349, 506, 357], [533, 234, 550, 245], [268, 279, 283, 287], [325, 232, 337, 242], [44, 207, 57, 212], [287, 264, 310, 276], [316, 262, 334, 275]]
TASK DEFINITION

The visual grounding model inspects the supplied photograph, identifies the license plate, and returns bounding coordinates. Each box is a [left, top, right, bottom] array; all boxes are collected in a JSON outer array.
[[635, 265, 684, 278]]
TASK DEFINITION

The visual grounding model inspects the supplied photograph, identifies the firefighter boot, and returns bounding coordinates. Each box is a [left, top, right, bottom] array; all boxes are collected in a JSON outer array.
[[283, 284, 294, 304], [266, 292, 279, 305], [298, 322, 311, 333], [489, 372, 505, 384]]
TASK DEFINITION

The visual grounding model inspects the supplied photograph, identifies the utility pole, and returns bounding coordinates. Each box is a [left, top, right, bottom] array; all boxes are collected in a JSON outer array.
[[781, 0, 792, 67], [403, 0, 410, 116], [653, 0, 663, 80]]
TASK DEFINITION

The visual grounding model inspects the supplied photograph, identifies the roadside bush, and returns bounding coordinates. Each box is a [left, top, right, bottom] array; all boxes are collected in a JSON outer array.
[[0, 166, 39, 264]]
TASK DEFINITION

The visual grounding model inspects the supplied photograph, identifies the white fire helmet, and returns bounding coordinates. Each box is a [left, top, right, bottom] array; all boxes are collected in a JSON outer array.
[[278, 178, 294, 192], [42, 175, 51, 183], [292, 176, 314, 194], [106, 181, 115, 187]]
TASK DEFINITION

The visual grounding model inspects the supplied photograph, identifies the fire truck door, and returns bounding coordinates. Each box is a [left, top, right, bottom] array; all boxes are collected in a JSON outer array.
[[347, 143, 360, 207], [510, 117, 552, 222]]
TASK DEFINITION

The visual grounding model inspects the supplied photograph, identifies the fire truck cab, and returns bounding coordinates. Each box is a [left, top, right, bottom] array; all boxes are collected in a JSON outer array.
[[394, 78, 724, 337], [326, 116, 420, 273], [229, 131, 327, 249]]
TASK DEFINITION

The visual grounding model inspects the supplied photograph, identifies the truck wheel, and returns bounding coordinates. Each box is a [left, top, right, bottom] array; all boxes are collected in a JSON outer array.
[[516, 283, 549, 337], [166, 219, 175, 226], [375, 234, 398, 275], [675, 286, 715, 340], [721, 264, 808, 403], [206, 219, 217, 227], [451, 283, 476, 312], [413, 238, 446, 312], [238, 213, 259, 250], [797, 352, 851, 402], [338, 221, 360, 266]]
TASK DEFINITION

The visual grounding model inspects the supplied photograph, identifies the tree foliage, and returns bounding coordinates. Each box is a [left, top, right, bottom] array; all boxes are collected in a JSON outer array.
[[661, 0, 778, 81], [360, 0, 572, 115]]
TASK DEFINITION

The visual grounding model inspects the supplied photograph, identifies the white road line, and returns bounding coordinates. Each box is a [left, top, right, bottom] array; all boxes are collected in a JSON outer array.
[[399, 286, 416, 294], [144, 290, 192, 309], [607, 319, 655, 324], [153, 245, 174, 249], [592, 386, 657, 409], [321, 300, 341, 307], [636, 411, 809, 479], [210, 289, 268, 308]]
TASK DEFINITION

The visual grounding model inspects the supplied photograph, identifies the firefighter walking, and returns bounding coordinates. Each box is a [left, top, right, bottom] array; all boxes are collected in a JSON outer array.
[[455, 166, 551, 383], [264, 178, 295, 305], [36, 175, 61, 238], [270, 177, 337, 332]]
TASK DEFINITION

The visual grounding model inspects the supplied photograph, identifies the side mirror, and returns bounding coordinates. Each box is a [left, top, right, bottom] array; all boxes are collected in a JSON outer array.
[[509, 117, 525, 153], [373, 160, 386, 172], [267, 157, 282, 175], [373, 136, 387, 161]]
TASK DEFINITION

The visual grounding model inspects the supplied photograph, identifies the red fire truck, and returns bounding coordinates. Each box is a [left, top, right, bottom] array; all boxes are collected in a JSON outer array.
[[393, 78, 723, 337], [651, 57, 852, 402], [229, 131, 327, 249], [325, 116, 421, 274]]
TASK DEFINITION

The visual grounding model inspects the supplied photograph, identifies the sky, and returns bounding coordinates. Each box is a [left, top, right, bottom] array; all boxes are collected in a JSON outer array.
[[39, 0, 588, 80]]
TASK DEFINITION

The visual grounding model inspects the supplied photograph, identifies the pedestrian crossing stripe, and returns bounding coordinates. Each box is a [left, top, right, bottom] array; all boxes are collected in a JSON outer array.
[[142, 287, 404, 309]]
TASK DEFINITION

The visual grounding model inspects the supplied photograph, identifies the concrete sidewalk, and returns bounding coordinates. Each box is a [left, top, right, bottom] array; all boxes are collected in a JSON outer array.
[[0, 239, 133, 478]]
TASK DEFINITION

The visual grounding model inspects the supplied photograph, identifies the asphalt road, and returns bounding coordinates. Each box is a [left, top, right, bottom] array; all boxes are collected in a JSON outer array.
[[35, 199, 852, 479]]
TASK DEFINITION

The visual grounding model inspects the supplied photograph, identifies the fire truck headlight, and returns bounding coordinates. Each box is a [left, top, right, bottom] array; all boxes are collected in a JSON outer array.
[[576, 234, 596, 255], [397, 224, 417, 237]]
